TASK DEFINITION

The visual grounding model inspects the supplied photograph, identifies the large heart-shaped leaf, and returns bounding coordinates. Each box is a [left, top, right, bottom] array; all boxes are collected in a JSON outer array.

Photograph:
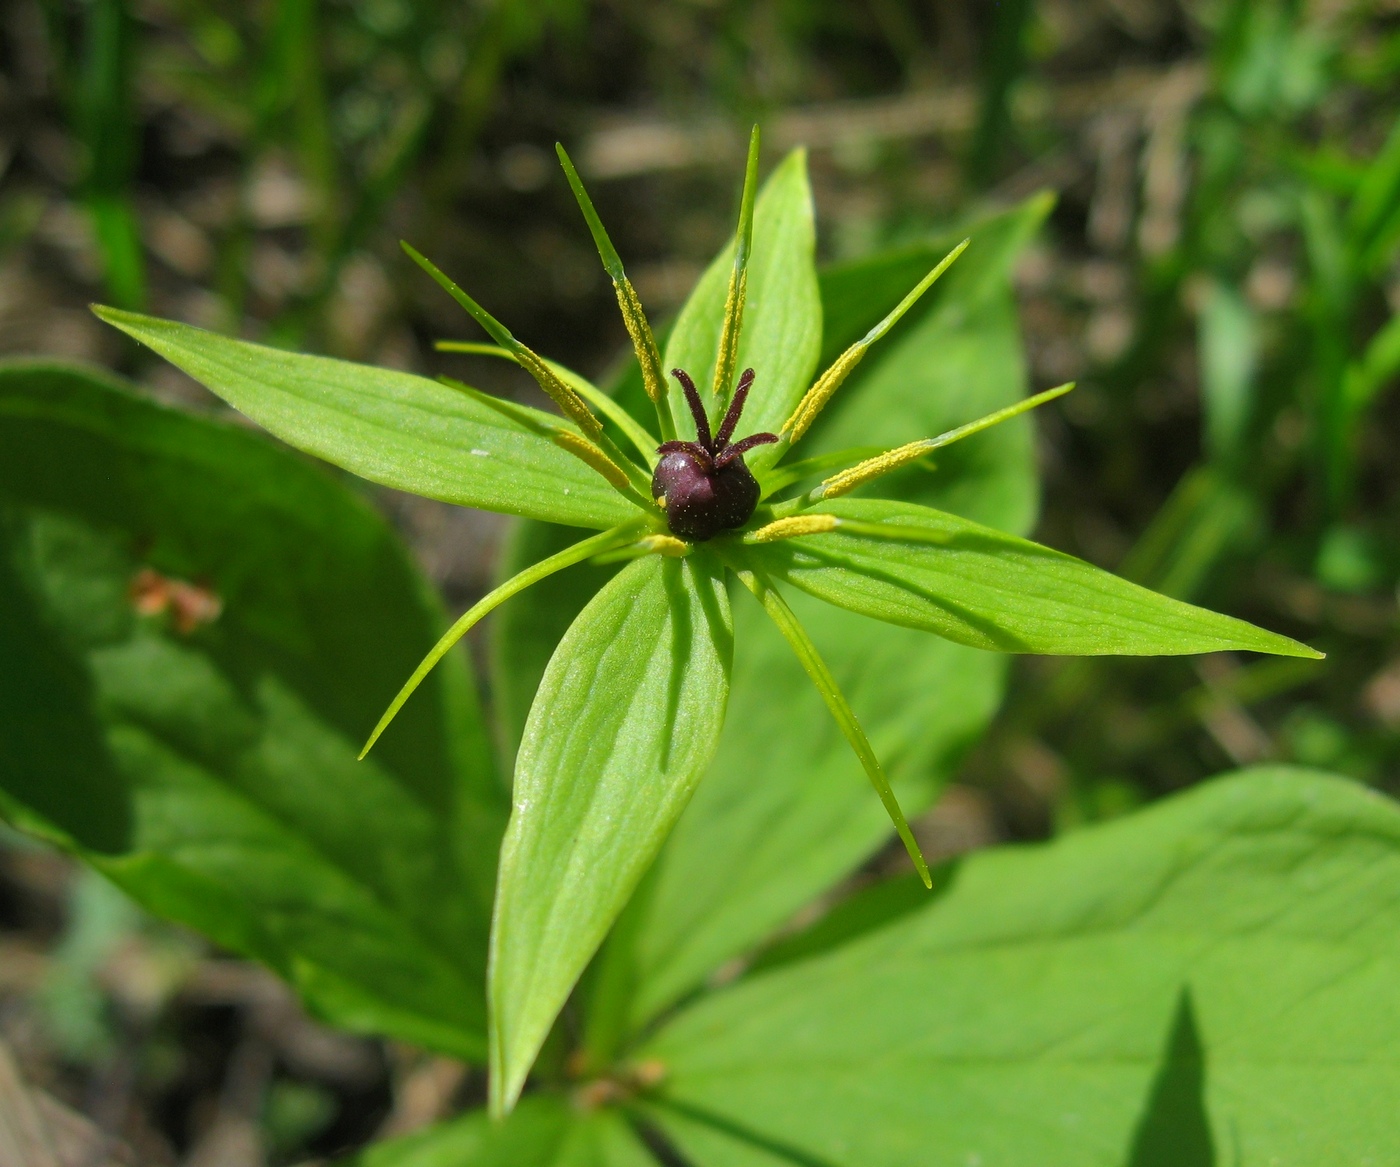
[[583, 201, 1052, 1044], [344, 1095, 653, 1167], [662, 149, 821, 444], [489, 552, 733, 1113], [94, 308, 635, 529], [0, 361, 502, 1059], [643, 766, 1400, 1166]]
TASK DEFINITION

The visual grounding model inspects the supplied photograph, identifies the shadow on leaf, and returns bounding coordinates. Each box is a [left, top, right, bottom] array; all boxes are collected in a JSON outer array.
[[1127, 987, 1214, 1167]]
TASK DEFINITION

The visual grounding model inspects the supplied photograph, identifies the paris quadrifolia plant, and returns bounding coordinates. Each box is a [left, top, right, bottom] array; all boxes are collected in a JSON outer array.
[[93, 125, 1320, 1116]]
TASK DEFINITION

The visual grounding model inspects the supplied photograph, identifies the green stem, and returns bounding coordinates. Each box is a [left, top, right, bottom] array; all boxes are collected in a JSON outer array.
[[729, 563, 932, 887], [361, 523, 642, 759]]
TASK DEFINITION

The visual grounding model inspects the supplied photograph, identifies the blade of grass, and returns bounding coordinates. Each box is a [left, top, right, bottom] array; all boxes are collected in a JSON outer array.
[[78, 0, 145, 308]]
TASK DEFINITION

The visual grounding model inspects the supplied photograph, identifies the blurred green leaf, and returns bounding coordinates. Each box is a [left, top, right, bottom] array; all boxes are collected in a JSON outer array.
[[646, 767, 1400, 1166], [1118, 466, 1260, 602], [662, 149, 821, 450], [93, 308, 637, 529], [345, 1095, 653, 1166], [78, 0, 146, 308], [489, 553, 732, 1114], [748, 497, 1319, 658], [1345, 309, 1400, 416], [1198, 279, 1256, 464], [1347, 110, 1400, 265], [585, 201, 1049, 1047], [0, 360, 502, 1059]]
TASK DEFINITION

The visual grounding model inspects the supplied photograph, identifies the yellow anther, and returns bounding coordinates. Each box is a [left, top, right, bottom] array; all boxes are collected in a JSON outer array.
[[638, 533, 691, 557], [614, 279, 667, 406], [817, 440, 933, 500], [744, 513, 840, 542], [516, 349, 602, 439], [782, 344, 868, 445], [813, 381, 1074, 501], [552, 431, 631, 492], [781, 239, 970, 444]]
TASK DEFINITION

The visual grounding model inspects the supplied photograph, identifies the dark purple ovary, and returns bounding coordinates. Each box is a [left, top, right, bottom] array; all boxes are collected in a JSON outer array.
[[652, 366, 778, 542], [652, 451, 761, 542]]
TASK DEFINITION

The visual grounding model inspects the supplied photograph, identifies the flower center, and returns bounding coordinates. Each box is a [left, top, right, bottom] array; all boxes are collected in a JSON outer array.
[[651, 368, 778, 542]]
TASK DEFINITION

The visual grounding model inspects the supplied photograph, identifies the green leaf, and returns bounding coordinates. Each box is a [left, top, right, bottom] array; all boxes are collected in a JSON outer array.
[[93, 308, 638, 530], [644, 767, 1400, 1166], [662, 149, 821, 447], [1197, 279, 1257, 465], [489, 553, 732, 1114], [344, 1096, 655, 1167], [747, 497, 1319, 657], [0, 360, 502, 1059], [585, 202, 1050, 1043]]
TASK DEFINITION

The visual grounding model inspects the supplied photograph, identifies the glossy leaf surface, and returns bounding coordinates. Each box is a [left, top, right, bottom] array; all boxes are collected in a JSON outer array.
[[489, 553, 732, 1113], [95, 308, 636, 529], [748, 497, 1319, 657], [662, 149, 821, 446], [647, 767, 1400, 1166], [0, 361, 501, 1059]]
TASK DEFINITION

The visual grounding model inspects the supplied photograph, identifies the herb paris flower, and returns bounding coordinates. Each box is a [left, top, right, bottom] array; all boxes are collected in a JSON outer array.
[[93, 125, 1320, 1119]]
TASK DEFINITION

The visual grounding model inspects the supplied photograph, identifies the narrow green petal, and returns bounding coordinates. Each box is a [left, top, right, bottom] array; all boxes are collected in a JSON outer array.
[[436, 342, 660, 465], [403, 243, 655, 500], [554, 143, 676, 439], [361, 523, 642, 760], [810, 381, 1074, 502], [780, 239, 969, 445], [758, 445, 890, 498], [729, 562, 933, 887]]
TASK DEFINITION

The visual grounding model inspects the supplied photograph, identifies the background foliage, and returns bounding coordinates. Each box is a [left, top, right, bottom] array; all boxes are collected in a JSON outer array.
[[1, 0, 1399, 1163]]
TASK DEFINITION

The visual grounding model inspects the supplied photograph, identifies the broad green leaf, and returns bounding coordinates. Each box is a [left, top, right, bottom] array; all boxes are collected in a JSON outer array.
[[0, 361, 502, 1059], [489, 553, 732, 1114], [586, 201, 1050, 1043], [747, 496, 1319, 657], [644, 767, 1400, 1166], [345, 1096, 654, 1167], [662, 150, 821, 446], [93, 308, 637, 530]]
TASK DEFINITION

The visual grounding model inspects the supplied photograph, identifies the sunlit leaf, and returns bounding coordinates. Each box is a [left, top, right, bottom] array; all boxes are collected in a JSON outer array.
[[93, 308, 637, 529], [645, 767, 1400, 1166], [489, 553, 732, 1114], [586, 201, 1051, 1042], [745, 497, 1319, 657]]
